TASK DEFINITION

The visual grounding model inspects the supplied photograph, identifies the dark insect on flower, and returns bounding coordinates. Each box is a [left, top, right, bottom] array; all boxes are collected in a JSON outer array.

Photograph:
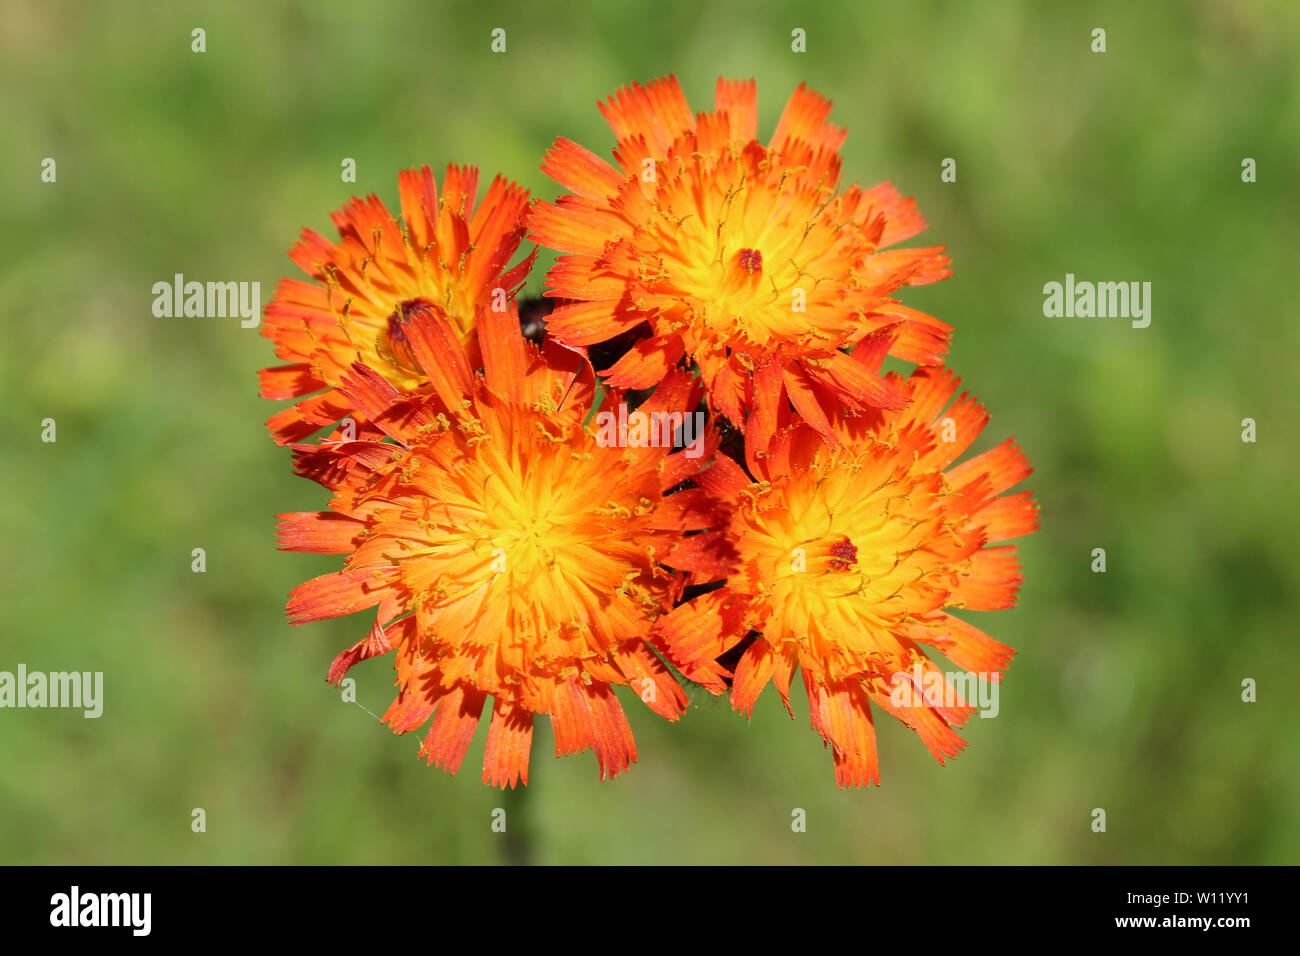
[[517, 295, 556, 344]]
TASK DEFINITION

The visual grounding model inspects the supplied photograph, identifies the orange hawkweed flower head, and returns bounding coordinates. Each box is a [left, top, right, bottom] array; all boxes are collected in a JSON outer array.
[[259, 164, 536, 444], [657, 336, 1038, 787], [277, 305, 722, 786], [530, 75, 953, 452]]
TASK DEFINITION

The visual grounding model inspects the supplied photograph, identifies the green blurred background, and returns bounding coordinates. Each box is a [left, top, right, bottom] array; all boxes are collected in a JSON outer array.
[[2, 0, 1297, 865]]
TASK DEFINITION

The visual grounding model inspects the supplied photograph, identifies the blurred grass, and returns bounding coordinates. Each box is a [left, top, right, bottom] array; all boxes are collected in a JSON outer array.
[[1, 0, 1297, 864]]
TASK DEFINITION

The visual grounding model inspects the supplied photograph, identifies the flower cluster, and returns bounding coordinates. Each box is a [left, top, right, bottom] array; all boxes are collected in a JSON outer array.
[[260, 76, 1037, 788]]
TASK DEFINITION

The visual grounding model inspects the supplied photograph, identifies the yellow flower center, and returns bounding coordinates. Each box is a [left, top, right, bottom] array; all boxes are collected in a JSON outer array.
[[377, 400, 667, 679], [330, 251, 479, 390], [642, 146, 875, 355], [733, 448, 956, 680]]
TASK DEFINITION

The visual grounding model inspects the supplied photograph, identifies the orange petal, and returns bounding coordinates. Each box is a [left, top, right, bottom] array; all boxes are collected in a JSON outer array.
[[950, 545, 1023, 611], [545, 299, 644, 346], [906, 612, 1016, 676], [863, 246, 952, 289], [326, 614, 415, 685], [276, 511, 365, 554], [714, 77, 758, 141], [802, 672, 881, 788], [781, 365, 838, 447], [265, 388, 354, 445], [694, 453, 750, 502], [812, 350, 909, 413], [861, 182, 928, 247], [259, 363, 323, 400], [550, 680, 637, 781], [477, 302, 535, 403], [541, 137, 626, 200], [397, 165, 439, 251], [947, 437, 1033, 496], [975, 491, 1041, 543], [482, 697, 533, 787], [730, 637, 776, 717], [287, 567, 400, 624], [419, 683, 487, 774], [611, 642, 688, 720], [868, 682, 967, 764], [664, 529, 735, 577], [600, 333, 684, 389], [598, 75, 694, 155], [653, 589, 748, 693], [528, 196, 622, 255], [771, 83, 845, 155]]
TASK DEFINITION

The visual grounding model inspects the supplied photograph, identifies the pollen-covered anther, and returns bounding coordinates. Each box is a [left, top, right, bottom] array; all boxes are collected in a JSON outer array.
[[827, 536, 858, 572], [737, 247, 763, 275]]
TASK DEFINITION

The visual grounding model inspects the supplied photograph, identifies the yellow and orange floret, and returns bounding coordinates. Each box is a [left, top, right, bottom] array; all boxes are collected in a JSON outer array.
[[275, 303, 725, 786], [655, 333, 1039, 786], [529, 76, 953, 451], [259, 164, 535, 444]]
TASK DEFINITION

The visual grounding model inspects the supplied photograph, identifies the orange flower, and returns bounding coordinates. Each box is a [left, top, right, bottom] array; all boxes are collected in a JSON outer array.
[[529, 76, 952, 453], [277, 304, 723, 786], [655, 334, 1038, 786], [259, 165, 535, 444]]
